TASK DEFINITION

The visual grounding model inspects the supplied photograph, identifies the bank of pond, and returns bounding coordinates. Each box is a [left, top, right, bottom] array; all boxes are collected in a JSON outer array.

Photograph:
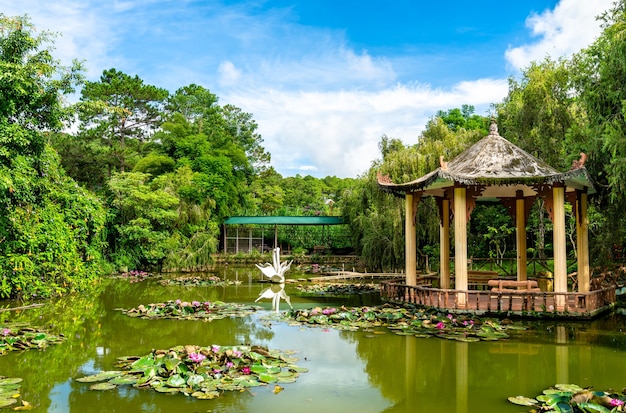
[[0, 266, 625, 412]]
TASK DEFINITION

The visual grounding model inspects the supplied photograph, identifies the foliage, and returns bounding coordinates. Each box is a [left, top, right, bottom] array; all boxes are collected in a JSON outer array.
[[0, 15, 108, 298], [283, 305, 525, 341], [0, 323, 65, 354], [509, 383, 626, 412], [119, 299, 262, 320], [77, 344, 307, 399]]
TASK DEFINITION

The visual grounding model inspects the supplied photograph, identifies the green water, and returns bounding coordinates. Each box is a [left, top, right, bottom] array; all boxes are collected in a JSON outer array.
[[0, 266, 625, 413]]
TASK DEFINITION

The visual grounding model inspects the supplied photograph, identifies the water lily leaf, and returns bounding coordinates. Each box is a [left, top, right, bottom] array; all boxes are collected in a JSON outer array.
[[166, 375, 186, 388], [508, 395, 538, 406], [0, 398, 17, 407], [12, 400, 33, 411], [289, 366, 309, 373], [153, 386, 179, 393], [131, 356, 156, 371], [577, 402, 611, 413], [90, 382, 117, 391], [0, 378, 22, 386], [276, 376, 296, 384], [108, 376, 138, 385], [555, 384, 584, 393], [192, 390, 219, 399], [258, 373, 278, 383], [186, 374, 205, 387], [76, 371, 123, 383]]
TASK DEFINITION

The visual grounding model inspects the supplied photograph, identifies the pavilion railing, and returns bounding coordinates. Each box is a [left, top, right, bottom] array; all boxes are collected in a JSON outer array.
[[380, 278, 616, 318]]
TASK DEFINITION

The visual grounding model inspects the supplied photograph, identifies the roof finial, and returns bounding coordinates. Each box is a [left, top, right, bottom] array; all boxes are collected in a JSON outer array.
[[489, 119, 498, 136], [439, 155, 448, 170]]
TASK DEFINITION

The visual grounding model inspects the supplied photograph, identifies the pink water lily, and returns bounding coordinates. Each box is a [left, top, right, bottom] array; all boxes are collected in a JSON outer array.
[[436, 322, 445, 330], [610, 398, 625, 407], [189, 352, 206, 363]]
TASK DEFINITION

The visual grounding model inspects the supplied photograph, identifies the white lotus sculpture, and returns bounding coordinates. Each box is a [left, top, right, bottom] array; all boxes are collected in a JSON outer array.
[[255, 247, 292, 283], [255, 283, 292, 313]]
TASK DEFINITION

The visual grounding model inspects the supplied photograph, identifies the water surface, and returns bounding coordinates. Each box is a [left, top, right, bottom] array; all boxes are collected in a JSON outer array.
[[0, 266, 625, 413]]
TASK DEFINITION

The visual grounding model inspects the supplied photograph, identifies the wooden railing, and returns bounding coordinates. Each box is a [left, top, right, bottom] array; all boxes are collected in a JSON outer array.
[[380, 278, 616, 318]]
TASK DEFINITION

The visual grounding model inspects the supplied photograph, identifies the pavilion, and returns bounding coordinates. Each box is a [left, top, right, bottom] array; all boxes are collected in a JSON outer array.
[[377, 121, 614, 317]]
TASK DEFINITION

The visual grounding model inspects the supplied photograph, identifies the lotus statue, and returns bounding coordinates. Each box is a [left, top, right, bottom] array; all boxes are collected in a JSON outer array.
[[255, 247, 292, 283]]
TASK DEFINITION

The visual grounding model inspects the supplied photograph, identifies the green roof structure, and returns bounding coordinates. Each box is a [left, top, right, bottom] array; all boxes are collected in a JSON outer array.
[[223, 216, 344, 225]]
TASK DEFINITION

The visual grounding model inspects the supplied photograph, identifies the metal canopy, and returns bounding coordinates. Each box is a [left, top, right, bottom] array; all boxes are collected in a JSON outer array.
[[223, 216, 344, 225]]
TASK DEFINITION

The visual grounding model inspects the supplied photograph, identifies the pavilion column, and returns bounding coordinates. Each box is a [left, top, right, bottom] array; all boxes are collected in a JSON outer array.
[[405, 192, 417, 286], [553, 185, 567, 309], [515, 191, 527, 281], [454, 187, 468, 305], [576, 190, 590, 293], [440, 198, 451, 289]]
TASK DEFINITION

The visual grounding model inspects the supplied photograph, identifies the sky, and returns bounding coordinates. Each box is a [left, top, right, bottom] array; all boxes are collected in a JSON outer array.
[[0, 0, 615, 178]]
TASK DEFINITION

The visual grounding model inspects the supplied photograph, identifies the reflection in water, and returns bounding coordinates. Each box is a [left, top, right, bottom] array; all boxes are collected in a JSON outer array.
[[0, 267, 626, 412], [255, 282, 292, 312]]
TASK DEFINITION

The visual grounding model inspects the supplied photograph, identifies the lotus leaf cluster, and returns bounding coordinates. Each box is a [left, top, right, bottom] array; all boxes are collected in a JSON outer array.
[[76, 344, 308, 400], [0, 325, 66, 355], [283, 305, 524, 342], [159, 276, 240, 287], [294, 283, 379, 297], [509, 383, 626, 412], [0, 376, 31, 409], [119, 300, 262, 321]]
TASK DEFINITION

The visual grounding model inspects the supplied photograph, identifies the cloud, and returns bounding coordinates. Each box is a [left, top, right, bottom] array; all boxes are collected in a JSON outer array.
[[505, 0, 613, 70], [224, 79, 508, 178]]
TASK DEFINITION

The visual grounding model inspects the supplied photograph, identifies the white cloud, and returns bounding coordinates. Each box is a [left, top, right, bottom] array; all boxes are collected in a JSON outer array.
[[505, 0, 613, 70], [218, 61, 242, 87], [224, 79, 508, 178]]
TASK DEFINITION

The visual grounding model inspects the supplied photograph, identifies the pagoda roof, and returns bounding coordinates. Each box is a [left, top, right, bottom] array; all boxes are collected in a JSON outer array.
[[378, 122, 595, 199]]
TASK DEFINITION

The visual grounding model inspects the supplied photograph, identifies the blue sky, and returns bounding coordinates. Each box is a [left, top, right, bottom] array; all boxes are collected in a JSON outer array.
[[1, 0, 614, 178]]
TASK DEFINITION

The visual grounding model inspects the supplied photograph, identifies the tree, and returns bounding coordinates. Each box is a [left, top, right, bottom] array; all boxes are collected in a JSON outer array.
[[78, 68, 169, 177], [0, 15, 107, 298]]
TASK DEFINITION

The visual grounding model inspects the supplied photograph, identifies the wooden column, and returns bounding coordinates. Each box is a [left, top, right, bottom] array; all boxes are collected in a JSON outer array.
[[405, 192, 417, 286], [553, 185, 567, 309], [515, 192, 527, 281], [454, 187, 468, 305], [576, 190, 590, 292], [440, 198, 451, 289]]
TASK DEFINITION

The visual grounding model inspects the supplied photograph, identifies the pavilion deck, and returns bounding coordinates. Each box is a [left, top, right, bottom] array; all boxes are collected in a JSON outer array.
[[380, 278, 617, 319]]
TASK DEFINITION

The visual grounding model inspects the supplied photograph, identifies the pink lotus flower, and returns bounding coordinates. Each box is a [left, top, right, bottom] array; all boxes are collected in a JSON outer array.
[[189, 352, 206, 363], [436, 322, 445, 329]]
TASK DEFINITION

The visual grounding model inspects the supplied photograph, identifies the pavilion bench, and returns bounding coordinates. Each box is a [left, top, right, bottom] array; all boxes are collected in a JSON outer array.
[[467, 270, 499, 290], [488, 279, 541, 292], [488, 279, 542, 311]]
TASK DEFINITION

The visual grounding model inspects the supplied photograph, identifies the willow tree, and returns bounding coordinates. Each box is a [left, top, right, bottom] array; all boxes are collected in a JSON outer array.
[[496, 57, 584, 259], [343, 115, 484, 271], [564, 0, 626, 262]]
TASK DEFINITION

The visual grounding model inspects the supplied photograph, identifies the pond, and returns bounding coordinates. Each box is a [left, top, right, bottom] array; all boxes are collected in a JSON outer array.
[[0, 266, 626, 413]]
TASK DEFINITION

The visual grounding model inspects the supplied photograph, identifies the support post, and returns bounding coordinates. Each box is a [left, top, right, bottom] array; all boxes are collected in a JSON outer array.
[[553, 185, 567, 309], [454, 187, 468, 305], [440, 198, 451, 289], [576, 190, 590, 292], [405, 193, 417, 286], [516, 191, 527, 281]]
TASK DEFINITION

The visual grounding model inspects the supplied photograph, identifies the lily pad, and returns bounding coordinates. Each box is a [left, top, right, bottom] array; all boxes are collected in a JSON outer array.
[[78, 344, 306, 400], [0, 398, 17, 408], [508, 395, 538, 406], [90, 382, 117, 391]]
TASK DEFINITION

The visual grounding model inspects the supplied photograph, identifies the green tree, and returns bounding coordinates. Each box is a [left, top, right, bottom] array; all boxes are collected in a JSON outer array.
[[0, 14, 107, 298], [78, 68, 169, 178]]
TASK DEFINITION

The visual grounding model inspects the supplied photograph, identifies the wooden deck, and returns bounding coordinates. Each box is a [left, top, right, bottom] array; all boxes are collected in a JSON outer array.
[[308, 271, 405, 282], [380, 278, 617, 319]]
